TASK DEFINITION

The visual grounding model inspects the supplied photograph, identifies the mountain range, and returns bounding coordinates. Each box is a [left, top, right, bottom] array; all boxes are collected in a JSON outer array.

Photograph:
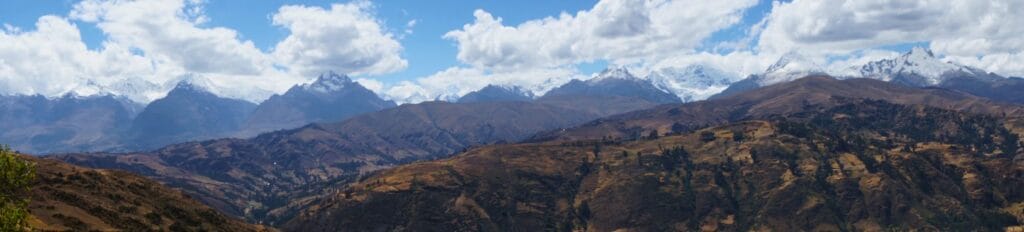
[[285, 99, 1024, 231], [5, 45, 1024, 231], [241, 72, 397, 137], [2, 72, 395, 154], [716, 47, 1024, 104], [457, 85, 534, 103], [0, 94, 140, 154], [542, 67, 683, 104], [55, 87, 672, 225], [124, 81, 258, 150], [55, 74, 1024, 229], [534, 76, 1024, 142]]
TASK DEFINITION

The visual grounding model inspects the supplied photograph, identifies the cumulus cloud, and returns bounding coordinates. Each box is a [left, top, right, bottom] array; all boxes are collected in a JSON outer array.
[[0, 0, 407, 103], [443, 0, 758, 71], [0, 15, 161, 101], [754, 0, 1024, 76], [72, 0, 271, 75], [371, 0, 760, 104], [382, 67, 581, 104], [271, 2, 408, 76]]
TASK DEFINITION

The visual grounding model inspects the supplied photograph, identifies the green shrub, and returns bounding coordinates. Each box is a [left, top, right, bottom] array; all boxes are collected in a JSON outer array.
[[0, 145, 35, 232]]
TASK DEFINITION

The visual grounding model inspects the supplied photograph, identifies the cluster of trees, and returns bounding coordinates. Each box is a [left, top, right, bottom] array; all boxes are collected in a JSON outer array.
[[1, 145, 35, 231]]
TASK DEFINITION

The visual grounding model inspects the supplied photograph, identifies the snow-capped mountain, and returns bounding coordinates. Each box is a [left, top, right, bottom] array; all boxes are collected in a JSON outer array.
[[542, 67, 682, 104], [241, 71, 396, 136], [843, 47, 994, 86], [713, 52, 828, 98], [302, 71, 353, 93], [126, 79, 258, 150], [0, 93, 140, 154], [73, 78, 165, 104], [457, 84, 534, 103], [56, 74, 271, 104], [759, 51, 828, 86], [647, 64, 740, 102]]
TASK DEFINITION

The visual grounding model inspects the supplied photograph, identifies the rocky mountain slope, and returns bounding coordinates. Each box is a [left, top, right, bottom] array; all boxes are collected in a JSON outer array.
[[20, 155, 268, 231], [844, 47, 997, 87], [718, 48, 1023, 104], [542, 67, 682, 104], [285, 100, 1024, 231], [457, 85, 533, 103], [714, 52, 827, 98], [125, 81, 257, 150], [0, 94, 141, 154], [648, 65, 740, 102], [535, 76, 1024, 142], [57, 99, 646, 225], [241, 72, 395, 136]]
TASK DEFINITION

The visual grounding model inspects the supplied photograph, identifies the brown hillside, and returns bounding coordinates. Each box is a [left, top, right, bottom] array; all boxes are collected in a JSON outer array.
[[286, 100, 1024, 231], [532, 76, 1024, 142], [22, 156, 269, 231], [57, 99, 655, 225]]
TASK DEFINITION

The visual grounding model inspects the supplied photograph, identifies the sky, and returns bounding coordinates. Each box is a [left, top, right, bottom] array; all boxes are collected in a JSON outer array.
[[1, 0, 1023, 104]]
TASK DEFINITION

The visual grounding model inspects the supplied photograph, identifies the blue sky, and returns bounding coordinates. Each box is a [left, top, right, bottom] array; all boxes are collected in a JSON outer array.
[[1, 0, 782, 81], [1, 0, 1020, 104], [2, 0, 612, 83]]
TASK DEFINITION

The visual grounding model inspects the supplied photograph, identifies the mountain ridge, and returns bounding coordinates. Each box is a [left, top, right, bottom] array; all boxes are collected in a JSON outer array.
[[284, 99, 1024, 231]]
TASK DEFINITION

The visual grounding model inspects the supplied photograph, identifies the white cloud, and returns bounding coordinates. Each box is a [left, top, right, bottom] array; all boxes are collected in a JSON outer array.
[[643, 51, 773, 78], [373, 0, 761, 105], [271, 2, 407, 76], [945, 53, 1024, 77], [0, 15, 162, 101], [0, 0, 407, 103], [381, 67, 581, 104], [72, 0, 271, 75], [404, 19, 417, 35], [825, 49, 903, 76], [755, 0, 1024, 76], [443, 0, 758, 71], [354, 78, 384, 94]]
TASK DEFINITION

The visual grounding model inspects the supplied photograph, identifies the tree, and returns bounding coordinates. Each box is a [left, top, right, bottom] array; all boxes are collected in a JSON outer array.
[[1, 145, 35, 231], [700, 131, 716, 142], [731, 129, 745, 141], [671, 123, 687, 135], [1001, 130, 1020, 156]]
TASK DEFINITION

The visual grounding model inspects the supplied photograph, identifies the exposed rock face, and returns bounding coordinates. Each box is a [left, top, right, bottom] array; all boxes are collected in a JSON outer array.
[[285, 100, 1024, 231]]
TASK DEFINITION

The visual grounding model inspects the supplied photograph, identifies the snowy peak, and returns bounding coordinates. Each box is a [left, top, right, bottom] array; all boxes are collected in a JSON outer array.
[[592, 67, 638, 82], [484, 84, 534, 98], [171, 75, 217, 94], [765, 51, 827, 74], [852, 46, 970, 85], [303, 71, 354, 93], [457, 84, 534, 103], [905, 46, 936, 60], [648, 64, 739, 102], [758, 51, 826, 86], [543, 66, 681, 104]]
